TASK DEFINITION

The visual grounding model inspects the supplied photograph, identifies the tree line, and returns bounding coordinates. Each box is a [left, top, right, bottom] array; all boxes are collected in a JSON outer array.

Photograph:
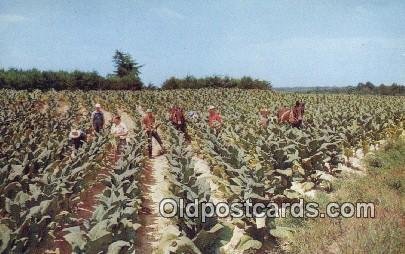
[[291, 82, 405, 96], [354, 82, 404, 95], [0, 50, 143, 90], [0, 68, 144, 91], [0, 50, 272, 91], [161, 76, 271, 90], [2, 50, 401, 93]]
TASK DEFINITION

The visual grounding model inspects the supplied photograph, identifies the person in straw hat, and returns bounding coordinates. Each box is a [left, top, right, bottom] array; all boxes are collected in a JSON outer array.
[[69, 128, 87, 150], [258, 107, 270, 128], [208, 105, 222, 134], [91, 103, 105, 133], [111, 115, 128, 158], [142, 109, 165, 158]]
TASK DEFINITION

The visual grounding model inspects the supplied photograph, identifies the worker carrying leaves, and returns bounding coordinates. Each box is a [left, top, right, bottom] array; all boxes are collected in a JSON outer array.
[[91, 103, 105, 133], [208, 105, 223, 134], [111, 115, 128, 157], [142, 109, 165, 158]]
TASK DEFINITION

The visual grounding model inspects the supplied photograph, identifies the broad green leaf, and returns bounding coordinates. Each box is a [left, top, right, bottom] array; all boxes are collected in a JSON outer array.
[[107, 240, 131, 254], [0, 224, 11, 253]]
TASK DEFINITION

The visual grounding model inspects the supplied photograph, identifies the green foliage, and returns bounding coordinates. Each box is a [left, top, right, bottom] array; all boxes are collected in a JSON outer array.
[[112, 50, 142, 78], [279, 82, 405, 95], [356, 81, 405, 95], [0, 68, 144, 90], [0, 89, 403, 253], [0, 92, 114, 253], [162, 75, 272, 90]]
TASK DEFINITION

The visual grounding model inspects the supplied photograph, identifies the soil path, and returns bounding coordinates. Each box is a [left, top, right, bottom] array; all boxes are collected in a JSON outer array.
[[134, 105, 172, 253], [135, 144, 172, 253], [102, 108, 113, 125], [38, 101, 49, 114], [42, 105, 115, 254], [73, 106, 116, 222], [56, 98, 70, 115]]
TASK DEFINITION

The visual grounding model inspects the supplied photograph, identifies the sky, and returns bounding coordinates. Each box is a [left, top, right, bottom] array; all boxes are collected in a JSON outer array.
[[0, 0, 404, 87]]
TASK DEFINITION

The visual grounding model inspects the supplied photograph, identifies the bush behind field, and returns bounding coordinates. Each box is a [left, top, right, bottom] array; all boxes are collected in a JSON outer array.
[[0, 69, 271, 91], [276, 82, 405, 96], [162, 75, 272, 90], [0, 68, 144, 90]]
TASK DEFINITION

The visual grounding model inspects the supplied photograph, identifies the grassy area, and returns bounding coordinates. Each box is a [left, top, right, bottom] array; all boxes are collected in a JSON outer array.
[[278, 139, 405, 254]]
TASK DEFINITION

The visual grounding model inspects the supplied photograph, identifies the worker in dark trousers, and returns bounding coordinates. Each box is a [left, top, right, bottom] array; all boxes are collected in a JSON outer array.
[[169, 106, 190, 141], [91, 103, 105, 133], [69, 128, 87, 150], [142, 109, 165, 158]]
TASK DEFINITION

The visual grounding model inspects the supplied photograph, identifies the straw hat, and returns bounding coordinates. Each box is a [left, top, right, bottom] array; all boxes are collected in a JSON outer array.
[[208, 106, 216, 110], [69, 129, 81, 139], [146, 109, 153, 113], [95, 103, 101, 108]]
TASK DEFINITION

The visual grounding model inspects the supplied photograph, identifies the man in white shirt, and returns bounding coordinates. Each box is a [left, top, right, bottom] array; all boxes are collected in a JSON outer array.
[[111, 115, 128, 157], [187, 111, 199, 121]]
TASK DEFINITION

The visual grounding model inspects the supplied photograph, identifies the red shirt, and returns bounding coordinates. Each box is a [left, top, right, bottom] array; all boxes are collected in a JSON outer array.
[[209, 113, 222, 128], [142, 114, 155, 130]]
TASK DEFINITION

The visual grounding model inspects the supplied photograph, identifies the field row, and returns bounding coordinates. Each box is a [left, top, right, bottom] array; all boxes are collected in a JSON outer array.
[[0, 89, 404, 253]]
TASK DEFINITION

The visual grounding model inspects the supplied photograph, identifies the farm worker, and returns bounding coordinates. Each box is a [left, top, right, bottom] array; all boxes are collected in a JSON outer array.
[[169, 106, 190, 141], [69, 128, 87, 150], [111, 115, 128, 156], [91, 103, 105, 133], [187, 111, 199, 121], [208, 106, 223, 133], [142, 109, 165, 158], [258, 107, 270, 127]]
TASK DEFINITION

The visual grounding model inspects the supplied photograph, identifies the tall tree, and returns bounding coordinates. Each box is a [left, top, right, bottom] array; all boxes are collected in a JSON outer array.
[[112, 50, 143, 78]]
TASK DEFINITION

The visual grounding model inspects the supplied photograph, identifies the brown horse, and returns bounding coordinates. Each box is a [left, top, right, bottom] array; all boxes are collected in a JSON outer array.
[[277, 101, 305, 128]]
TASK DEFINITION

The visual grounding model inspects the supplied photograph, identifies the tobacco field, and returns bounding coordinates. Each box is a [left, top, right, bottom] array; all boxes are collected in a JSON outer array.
[[0, 89, 404, 254]]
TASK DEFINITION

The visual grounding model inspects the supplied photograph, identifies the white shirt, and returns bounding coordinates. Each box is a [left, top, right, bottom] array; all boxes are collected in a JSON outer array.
[[111, 122, 128, 139], [188, 111, 199, 120]]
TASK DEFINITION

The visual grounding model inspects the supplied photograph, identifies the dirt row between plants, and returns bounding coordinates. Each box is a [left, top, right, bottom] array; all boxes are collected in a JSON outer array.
[[42, 104, 115, 254], [133, 106, 173, 253], [135, 139, 172, 253], [56, 98, 70, 116]]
